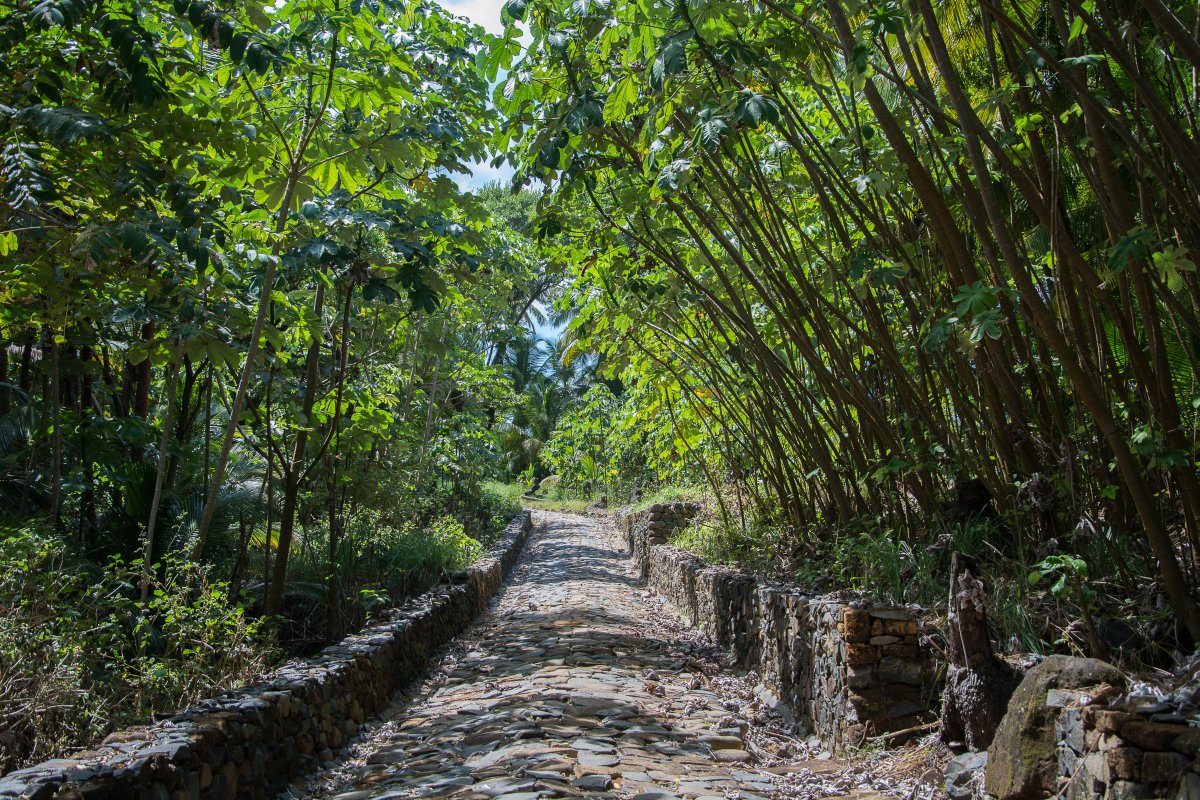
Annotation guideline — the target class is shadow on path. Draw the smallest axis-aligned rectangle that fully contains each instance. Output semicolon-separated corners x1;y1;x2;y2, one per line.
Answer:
306;511;782;800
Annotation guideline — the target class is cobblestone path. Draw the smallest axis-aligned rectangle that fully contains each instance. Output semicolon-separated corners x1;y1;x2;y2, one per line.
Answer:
302;511;799;800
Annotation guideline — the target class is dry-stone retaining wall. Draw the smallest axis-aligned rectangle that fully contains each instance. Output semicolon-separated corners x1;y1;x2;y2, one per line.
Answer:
1056;693;1199;799
0;512;534;800
617;504;935;749
986;654;1199;799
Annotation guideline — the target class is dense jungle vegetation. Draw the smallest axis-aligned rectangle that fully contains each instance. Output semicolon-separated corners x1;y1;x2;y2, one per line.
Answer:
2;0;1200;774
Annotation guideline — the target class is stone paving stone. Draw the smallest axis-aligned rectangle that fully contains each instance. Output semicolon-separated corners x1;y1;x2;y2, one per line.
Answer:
303;512;789;800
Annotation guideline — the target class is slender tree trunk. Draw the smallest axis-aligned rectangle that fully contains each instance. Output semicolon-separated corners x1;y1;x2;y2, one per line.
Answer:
0;344;9;415
134;322;154;419
204;361;213;497
413;321;446;495
142;357;180;601
165;357;199;491
192;170;300;560
48;332;62;531
325;287;353;641
913;0;1200;639
264;372;275;593
266;281;326;616
17;338;32;397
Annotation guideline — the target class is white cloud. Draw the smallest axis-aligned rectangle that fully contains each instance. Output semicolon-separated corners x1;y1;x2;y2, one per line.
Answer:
440;0;507;35
453;157;516;192
436;0;530;193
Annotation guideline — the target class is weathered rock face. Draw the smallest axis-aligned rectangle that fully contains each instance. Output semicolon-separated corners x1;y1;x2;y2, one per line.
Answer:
986;655;1126;800
0;512;533;800
616;505;935;750
622;502;701;578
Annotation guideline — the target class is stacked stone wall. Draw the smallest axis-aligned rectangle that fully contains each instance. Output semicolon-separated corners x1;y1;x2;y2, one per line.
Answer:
617;505;934;749
1057;697;1198;799
0;512;534;800
625;502;699;578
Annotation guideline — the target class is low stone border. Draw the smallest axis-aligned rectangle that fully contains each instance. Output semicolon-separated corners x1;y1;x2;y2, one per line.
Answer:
0;511;534;800
617;504;935;749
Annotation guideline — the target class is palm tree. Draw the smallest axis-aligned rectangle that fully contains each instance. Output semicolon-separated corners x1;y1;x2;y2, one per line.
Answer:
541;335;596;398
496;329;603;482
503;332;551;395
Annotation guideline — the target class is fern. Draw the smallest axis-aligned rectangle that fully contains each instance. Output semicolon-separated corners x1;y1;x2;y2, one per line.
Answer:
1101;310;1130;376
169;484;267;557
10;104;110;145
0;142;56;209
1163;327;1200;415
0;402;37;453
1102;309;1200;425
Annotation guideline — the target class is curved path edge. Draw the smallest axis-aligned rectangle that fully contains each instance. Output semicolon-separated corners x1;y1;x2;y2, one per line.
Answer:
0;511;535;800
297;511;803;800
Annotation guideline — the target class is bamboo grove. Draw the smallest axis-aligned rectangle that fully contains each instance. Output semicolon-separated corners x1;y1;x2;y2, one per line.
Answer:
498;0;1200;638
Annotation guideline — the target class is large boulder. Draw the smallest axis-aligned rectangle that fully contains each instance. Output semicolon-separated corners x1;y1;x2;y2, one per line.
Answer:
985;655;1126;800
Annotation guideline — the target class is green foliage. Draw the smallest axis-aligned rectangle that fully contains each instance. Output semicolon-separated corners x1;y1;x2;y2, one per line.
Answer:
4;0;1200;772
495;0;1200;639
481;480;596;512
1028;552;1107;658
0;521;276;772
1029;554;1091;600
540;384;618;496
0;0;552;760
288;510;484;611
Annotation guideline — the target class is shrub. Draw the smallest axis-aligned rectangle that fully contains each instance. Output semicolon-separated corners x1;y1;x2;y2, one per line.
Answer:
0;521;277;772
469;483;522;543
284;510;487;626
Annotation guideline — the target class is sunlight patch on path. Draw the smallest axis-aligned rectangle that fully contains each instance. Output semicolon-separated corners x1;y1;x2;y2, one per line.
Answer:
295;511;806;800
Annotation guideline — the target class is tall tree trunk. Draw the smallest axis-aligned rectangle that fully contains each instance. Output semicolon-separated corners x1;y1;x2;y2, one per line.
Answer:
912;0;1200;640
48;332;62;531
265;282;326;616
165;357;199;491
192;169;300;560
413;321;446;496
263;373;275;594
325;288;353;641
141;357;180;601
193;29;340;560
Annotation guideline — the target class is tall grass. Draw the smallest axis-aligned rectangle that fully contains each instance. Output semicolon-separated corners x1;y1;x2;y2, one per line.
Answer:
481;480;597;513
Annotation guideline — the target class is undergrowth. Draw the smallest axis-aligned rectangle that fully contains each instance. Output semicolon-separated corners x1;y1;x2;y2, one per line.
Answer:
630;483;709;512
482;480;596;513
665;499;1174;667
0;520;277;773
0;487;521;772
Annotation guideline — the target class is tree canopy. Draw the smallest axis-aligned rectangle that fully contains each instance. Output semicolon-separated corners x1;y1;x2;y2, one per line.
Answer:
3;0;1200;769
495;0;1200;641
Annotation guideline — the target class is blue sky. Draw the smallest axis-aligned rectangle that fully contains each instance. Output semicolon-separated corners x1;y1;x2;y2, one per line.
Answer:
441;0;507;34
439;0;562;337
440;0;521;192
